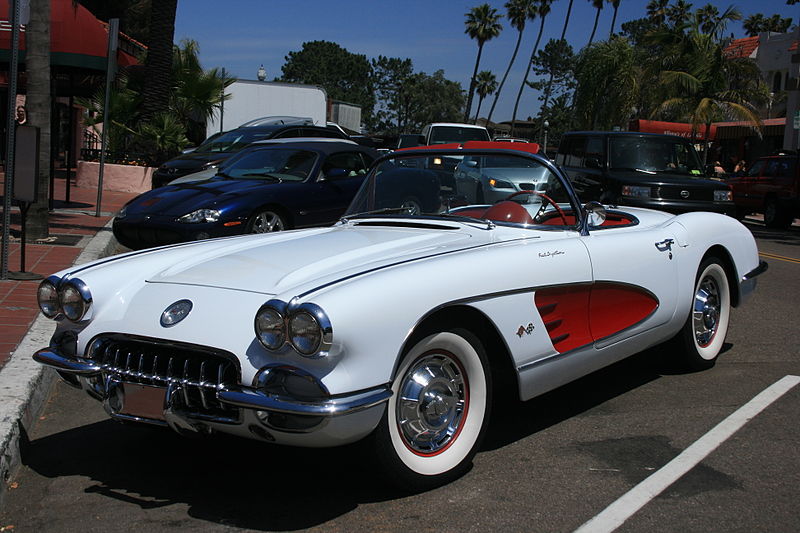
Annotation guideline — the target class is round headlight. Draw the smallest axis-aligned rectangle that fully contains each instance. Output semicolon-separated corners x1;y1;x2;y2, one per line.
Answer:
289;312;322;356
255;306;285;350
37;279;60;318
59;282;89;321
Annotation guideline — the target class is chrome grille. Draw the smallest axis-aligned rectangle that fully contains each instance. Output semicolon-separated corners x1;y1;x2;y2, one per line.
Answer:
91;335;240;418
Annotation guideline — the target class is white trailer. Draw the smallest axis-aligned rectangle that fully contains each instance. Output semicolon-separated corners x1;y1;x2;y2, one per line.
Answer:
207;80;328;137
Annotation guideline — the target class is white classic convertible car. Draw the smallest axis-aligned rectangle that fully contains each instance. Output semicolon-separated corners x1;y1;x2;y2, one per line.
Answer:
34;142;766;490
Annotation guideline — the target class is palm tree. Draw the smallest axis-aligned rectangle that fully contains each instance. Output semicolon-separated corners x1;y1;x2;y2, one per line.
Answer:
463;4;503;122
743;13;765;36
587;0;605;46
649;21;764;164
511;0;554;135
25;0;52;239
539;0;575;127
474;71;498;123
486;0;536;126
141;0;178;122
646;0;670;26
696;4;720;34
608;0;621;37
667;0;694;26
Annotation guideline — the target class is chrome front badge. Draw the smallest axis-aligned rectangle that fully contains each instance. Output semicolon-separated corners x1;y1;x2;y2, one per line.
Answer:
160;300;193;327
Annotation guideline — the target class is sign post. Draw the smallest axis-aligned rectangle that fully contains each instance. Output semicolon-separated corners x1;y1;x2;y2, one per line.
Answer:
1;0;21;280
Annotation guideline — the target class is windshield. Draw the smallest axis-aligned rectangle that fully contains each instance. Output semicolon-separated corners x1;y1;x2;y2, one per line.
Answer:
346;151;578;228
219;148;317;181
608;136;704;176
429;126;491;144
195;128;278;153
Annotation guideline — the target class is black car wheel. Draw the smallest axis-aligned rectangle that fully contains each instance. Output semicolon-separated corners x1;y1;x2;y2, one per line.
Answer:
764;198;792;229
247;209;287;233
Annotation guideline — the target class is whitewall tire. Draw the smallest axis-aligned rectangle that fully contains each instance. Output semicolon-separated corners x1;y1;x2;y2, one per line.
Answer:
372;329;491;490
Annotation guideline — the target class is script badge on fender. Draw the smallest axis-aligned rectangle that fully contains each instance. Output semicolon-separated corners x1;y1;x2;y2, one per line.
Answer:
161;299;193;327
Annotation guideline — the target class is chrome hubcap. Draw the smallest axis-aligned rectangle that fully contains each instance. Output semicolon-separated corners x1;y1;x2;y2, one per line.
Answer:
252;212;284;233
693;274;720;347
397;353;467;454
401;199;421;215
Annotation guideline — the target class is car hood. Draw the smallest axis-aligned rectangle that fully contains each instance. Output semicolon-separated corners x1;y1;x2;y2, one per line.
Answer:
123;178;281;216
609;170;728;188
144;222;478;295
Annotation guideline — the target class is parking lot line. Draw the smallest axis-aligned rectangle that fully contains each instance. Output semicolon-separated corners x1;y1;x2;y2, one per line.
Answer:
759;251;800;265
574;375;800;533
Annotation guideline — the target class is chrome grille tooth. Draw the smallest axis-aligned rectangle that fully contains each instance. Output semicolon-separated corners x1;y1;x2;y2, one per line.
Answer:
137;353;145;379
152;354;159;385
217;363;224;390
198;361;209;409
167;356;174;380
182;358;191;407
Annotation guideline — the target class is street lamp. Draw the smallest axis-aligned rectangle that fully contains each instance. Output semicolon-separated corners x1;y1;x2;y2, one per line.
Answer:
542;120;550;159
257;64;266;81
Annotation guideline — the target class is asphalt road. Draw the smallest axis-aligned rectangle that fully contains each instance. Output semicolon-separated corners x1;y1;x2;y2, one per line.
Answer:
1;220;798;533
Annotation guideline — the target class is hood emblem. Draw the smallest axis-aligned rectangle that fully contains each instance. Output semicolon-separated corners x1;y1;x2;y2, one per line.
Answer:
161;300;193;327
680;190;690;198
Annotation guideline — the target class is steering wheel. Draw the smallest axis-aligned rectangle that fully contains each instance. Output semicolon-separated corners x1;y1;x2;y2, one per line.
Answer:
505;190;569;225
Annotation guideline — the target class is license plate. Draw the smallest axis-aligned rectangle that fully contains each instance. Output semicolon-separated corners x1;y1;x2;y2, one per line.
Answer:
121;384;167;421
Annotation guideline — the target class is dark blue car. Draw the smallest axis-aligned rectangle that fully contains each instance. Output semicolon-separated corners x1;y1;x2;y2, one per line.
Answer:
113;140;377;250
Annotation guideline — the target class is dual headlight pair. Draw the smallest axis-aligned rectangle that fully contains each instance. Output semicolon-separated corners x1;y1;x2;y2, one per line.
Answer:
254;300;332;358
37;276;92;322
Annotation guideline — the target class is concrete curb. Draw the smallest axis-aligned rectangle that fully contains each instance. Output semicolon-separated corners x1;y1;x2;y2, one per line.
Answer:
0;221;118;503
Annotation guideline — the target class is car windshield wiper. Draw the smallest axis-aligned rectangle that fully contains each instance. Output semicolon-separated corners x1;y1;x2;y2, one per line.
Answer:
346;207;417;218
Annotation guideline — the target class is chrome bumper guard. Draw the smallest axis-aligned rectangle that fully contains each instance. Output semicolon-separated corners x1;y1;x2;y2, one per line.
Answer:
739;260;768;304
33;347;392;418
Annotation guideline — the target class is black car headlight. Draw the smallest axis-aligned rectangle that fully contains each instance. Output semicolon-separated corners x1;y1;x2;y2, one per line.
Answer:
254;300;332;358
177;208;221;224
37;276;60;318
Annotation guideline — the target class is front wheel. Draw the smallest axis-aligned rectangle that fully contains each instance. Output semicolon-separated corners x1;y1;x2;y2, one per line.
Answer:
764;198;792;229
371;329;491;491
247;209;286;233
673;256;731;370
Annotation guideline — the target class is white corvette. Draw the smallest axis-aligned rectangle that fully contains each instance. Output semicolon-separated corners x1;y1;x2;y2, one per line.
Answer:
34;142;766;490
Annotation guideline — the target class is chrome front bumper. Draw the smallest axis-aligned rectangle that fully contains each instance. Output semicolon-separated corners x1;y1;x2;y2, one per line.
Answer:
739;260;768;305
33;346;391;445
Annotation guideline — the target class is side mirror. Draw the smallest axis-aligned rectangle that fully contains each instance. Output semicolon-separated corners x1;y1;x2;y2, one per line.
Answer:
584;156;601;169
325;168;349;179
464;160;478;168
583;201;607;229
181;146;197;154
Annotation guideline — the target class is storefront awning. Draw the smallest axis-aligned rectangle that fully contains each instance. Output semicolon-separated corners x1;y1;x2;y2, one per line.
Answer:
629;119;717;141
0;0;140;71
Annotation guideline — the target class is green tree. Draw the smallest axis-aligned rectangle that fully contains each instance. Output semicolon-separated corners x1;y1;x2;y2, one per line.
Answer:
573;37;639;130
281;40;375;127
743;13;793;36
371;56;415;134
667;0;694;26
463;4;503;122
646;0;670;25
140;0;177;123
25;0;52;239
511;0;554;135
404;70;465;130
474;70;498;122
534;38;576;130
649;20;765;163
486;0;536;125
171;39;236;145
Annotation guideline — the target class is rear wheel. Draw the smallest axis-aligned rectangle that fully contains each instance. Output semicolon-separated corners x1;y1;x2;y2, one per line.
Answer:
371;329;491;491
764;198;792;229
673;256;731;370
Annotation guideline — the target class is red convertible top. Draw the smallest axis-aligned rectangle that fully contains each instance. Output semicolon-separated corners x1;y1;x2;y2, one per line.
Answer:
397;141;540;155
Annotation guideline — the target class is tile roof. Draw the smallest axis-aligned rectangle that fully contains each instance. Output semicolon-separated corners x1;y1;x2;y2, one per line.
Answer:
724;36;759;58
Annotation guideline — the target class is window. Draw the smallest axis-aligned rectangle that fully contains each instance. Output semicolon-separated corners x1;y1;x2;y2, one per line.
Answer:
746;160;767;177
558;136;586;167
323;151;370;176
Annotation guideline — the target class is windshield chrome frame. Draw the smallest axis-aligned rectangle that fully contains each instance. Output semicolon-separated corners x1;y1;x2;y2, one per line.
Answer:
357;148;586;229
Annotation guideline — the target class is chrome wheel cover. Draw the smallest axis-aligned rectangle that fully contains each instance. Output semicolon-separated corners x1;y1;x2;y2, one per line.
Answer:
693;274;721;347
251;211;284;233
396;352;467;454
401;198;421;215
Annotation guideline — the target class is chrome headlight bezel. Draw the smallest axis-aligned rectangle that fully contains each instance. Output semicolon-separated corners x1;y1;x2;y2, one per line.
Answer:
58;278;92;322
254;300;332;358
37;276;61;318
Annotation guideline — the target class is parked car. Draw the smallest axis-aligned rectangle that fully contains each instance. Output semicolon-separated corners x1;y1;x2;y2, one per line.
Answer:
420;122;491;145
113;140;377;249
453;145;548;204
726;152;799;228
556;131;735;216
151;123;350;188
34;142;765;490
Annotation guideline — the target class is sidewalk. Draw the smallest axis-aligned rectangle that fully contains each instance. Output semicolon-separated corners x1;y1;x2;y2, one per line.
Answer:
0;173;136;368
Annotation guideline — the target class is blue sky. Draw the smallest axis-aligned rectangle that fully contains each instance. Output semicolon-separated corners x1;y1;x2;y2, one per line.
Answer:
174;1;799;124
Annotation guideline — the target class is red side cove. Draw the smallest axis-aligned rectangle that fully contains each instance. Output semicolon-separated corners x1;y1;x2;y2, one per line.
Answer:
535;283;658;353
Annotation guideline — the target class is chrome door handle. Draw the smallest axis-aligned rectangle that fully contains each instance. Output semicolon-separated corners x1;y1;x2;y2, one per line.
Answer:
654;238;674;251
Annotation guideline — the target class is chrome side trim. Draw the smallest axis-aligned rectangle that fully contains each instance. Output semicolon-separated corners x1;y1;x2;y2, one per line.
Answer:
742;260;768;280
218;384;392;416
